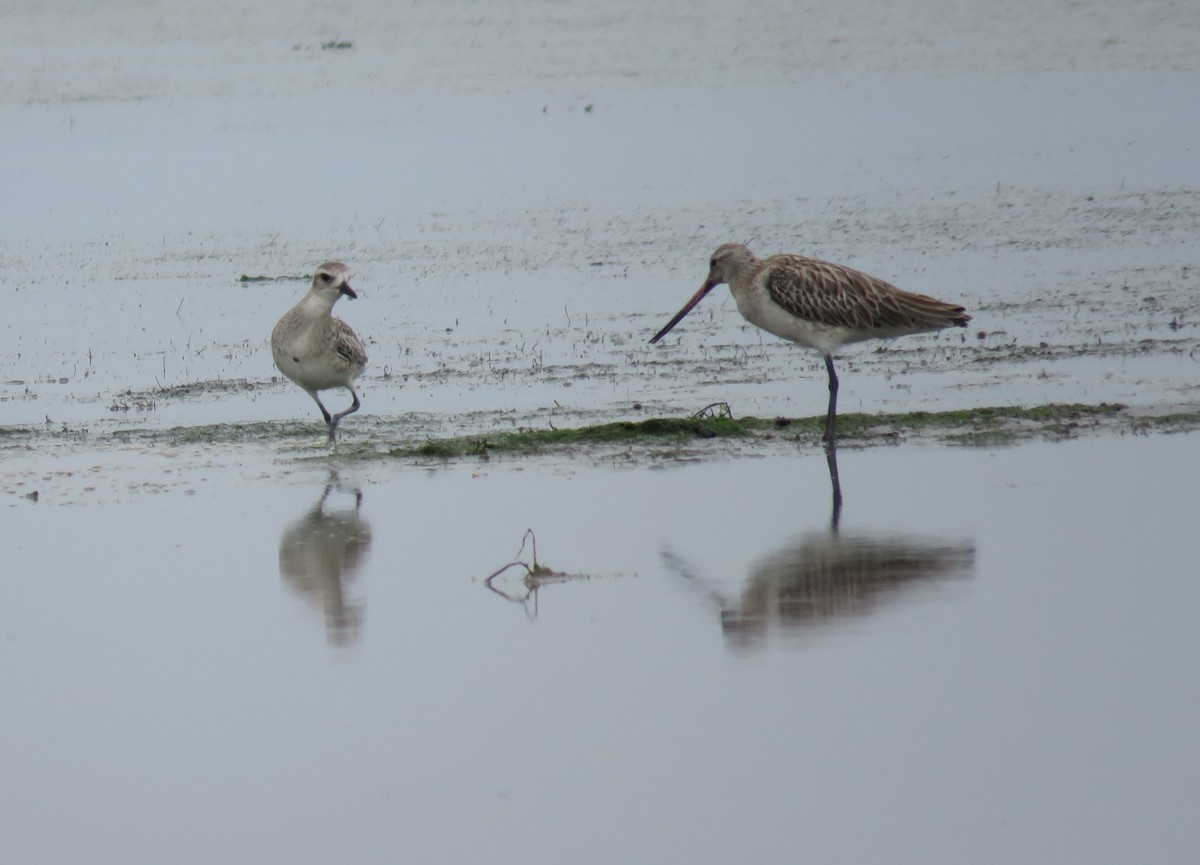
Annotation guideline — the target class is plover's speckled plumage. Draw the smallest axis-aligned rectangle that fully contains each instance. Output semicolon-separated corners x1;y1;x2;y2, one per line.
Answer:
272;261;368;446
651;243;970;444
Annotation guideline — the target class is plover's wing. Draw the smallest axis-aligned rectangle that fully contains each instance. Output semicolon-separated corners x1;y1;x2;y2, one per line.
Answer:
332;318;368;370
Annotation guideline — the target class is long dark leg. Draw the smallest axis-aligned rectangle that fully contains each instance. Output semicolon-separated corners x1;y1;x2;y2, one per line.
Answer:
307;390;333;434
326;385;362;445
823;354;839;444
824;438;843;530
823;355;844;520
307;391;332;424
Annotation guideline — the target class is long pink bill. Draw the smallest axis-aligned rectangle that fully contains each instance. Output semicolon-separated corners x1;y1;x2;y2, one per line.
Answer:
649;280;717;344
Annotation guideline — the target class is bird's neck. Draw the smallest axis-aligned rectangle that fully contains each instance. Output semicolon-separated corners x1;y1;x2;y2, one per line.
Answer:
724;264;758;296
299;290;337;316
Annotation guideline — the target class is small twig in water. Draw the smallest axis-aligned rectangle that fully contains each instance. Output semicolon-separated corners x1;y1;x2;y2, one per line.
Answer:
483;529;580;612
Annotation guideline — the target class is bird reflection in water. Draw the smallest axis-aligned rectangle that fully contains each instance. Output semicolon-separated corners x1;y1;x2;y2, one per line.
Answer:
278;478;373;647
666;449;975;650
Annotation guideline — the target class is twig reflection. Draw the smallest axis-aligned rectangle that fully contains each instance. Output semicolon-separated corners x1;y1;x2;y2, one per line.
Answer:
278;477;373;647
483;529;590;620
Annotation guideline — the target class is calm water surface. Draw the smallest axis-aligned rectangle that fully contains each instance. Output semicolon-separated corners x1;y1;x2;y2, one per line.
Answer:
3;433;1197;863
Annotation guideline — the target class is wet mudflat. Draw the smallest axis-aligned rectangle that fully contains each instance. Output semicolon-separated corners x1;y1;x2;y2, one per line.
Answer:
2;2;1197;436
2;0;1199;862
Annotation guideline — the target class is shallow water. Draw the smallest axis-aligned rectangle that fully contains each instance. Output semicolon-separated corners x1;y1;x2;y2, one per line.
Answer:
4;434;1199;863
2;1;1199;862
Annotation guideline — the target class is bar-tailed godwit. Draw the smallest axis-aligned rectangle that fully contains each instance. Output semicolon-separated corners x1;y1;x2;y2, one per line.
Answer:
272;261;368;446
650;243;971;444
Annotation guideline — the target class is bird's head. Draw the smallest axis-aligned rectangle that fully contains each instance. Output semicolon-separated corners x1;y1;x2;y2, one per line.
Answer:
704;243;757;289
649;243;757;344
312;261;357;301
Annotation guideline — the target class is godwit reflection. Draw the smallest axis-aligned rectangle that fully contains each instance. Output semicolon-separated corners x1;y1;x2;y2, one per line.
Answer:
666;527;974;651
278;480;373;647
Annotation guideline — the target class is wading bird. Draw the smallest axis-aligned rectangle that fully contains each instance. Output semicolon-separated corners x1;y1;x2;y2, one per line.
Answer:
650;243;971;446
272;261;368;446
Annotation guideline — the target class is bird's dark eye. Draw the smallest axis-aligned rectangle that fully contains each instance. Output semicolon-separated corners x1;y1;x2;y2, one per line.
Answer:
319;273;332;283
710;258;717;269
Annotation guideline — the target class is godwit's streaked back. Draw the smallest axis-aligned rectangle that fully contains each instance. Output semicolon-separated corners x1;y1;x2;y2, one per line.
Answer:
271;261;369;446
650;243;971;444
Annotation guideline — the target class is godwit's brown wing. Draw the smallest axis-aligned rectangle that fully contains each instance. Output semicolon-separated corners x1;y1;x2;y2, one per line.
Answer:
762;255;971;334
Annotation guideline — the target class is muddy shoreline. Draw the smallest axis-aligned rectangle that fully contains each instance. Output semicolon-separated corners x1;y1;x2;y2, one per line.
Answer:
3;402;1195;479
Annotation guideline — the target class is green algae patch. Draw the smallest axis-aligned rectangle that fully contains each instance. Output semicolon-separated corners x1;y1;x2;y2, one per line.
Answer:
1132;411;1200;435
238;273;306;283
382;402;1179;462
389;415;753;460
831;402;1129;441
2;402;1196;464
377;402;1168;462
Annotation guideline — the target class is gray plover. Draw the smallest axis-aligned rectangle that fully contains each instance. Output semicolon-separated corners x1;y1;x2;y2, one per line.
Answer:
272;261;368;446
650;243;970;445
